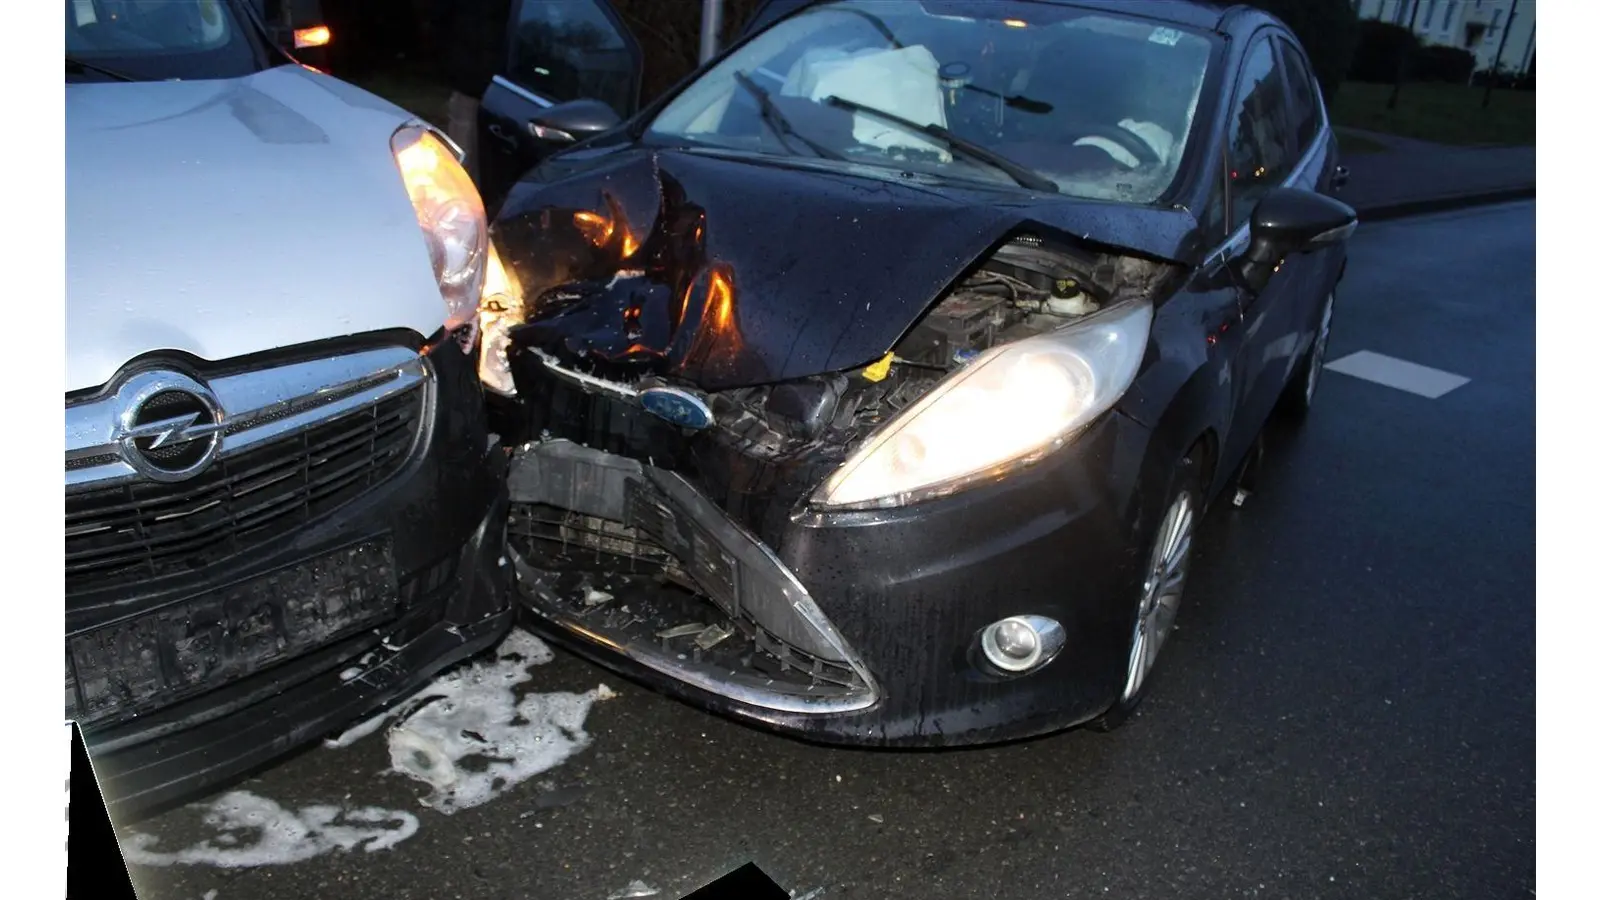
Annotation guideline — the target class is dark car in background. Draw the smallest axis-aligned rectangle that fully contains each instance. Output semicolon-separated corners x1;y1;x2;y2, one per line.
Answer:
246;0;333;68
478;0;1354;746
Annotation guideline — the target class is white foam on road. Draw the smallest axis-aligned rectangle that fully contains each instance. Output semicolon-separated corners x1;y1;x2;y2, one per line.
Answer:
121;791;419;868
125;628;619;867
1325;350;1471;399
381;629;618;813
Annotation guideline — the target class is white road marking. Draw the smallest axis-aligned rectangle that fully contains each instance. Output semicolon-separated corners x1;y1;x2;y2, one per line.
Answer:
1324;350;1470;399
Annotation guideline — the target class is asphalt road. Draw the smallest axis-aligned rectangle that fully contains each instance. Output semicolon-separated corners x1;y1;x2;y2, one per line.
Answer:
124;201;1536;900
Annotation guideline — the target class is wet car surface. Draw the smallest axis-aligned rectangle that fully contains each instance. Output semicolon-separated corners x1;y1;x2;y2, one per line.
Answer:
123;200;1536;900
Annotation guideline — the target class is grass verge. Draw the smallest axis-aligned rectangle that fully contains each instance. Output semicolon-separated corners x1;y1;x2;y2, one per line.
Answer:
1330;81;1534;147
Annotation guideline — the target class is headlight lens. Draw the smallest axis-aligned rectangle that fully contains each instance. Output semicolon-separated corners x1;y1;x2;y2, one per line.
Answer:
813;298;1153;510
478;241;522;395
391;124;488;332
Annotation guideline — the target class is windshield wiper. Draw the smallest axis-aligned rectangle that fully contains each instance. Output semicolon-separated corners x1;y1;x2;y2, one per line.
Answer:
66;56;136;82
822;94;1058;193
732;71;846;162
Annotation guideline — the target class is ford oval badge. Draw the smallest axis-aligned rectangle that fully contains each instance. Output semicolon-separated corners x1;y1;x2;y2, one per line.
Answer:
639;387;715;430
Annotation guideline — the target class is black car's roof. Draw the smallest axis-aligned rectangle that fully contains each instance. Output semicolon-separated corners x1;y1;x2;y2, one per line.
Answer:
1021;0;1235;32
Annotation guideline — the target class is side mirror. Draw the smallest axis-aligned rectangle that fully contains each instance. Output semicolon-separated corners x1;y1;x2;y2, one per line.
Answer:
1239;187;1357;293
527;99;623;145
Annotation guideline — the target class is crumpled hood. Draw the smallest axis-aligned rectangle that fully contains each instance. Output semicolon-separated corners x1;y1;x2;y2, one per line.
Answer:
493;144;1201;391
67;66;444;393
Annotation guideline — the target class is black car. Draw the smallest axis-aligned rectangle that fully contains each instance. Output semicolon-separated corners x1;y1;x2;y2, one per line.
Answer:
474;0;1355;745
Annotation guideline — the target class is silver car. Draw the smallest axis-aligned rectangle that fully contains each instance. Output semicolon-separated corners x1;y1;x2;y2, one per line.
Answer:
66;0;511;818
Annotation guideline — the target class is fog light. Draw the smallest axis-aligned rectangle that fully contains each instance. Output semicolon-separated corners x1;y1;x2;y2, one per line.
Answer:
980;615;1065;673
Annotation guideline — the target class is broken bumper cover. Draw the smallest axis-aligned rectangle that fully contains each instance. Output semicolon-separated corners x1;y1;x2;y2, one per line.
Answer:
507;409;1154;746
509;440;881;716
71;345;514;818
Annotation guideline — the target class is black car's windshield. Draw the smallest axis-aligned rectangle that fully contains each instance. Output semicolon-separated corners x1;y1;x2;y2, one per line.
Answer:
65;0;269;82
646;0;1218;202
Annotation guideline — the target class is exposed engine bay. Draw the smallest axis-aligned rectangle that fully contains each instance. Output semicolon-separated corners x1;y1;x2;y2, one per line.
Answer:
696;233;1178;469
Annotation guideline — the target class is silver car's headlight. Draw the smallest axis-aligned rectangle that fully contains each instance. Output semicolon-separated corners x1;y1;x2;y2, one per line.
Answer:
391;123;488;332
813;298;1154;511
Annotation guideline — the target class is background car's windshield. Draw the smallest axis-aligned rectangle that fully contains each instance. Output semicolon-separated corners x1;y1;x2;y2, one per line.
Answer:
647;0;1216;202
65;0;267;81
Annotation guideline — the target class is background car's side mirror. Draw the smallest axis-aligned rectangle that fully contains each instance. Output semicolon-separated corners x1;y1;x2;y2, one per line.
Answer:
527;99;623;145
1239;188;1358;293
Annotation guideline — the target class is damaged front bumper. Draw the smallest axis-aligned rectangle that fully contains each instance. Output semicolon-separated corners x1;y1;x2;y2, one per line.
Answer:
508;440;880;716
506;399;1157;746
68;341;513;818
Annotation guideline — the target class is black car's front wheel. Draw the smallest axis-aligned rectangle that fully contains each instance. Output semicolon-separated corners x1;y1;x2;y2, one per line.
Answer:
1279;288;1336;421
1092;452;1204;732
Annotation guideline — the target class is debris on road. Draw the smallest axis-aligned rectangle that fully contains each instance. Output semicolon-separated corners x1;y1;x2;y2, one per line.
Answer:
608;880;660;899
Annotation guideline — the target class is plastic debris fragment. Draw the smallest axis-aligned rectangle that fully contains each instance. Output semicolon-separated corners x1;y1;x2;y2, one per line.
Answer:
693;624;733;650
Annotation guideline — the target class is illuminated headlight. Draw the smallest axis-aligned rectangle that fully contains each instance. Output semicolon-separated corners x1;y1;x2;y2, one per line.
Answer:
391;123;488;333
478;242;522;396
813;298;1153;510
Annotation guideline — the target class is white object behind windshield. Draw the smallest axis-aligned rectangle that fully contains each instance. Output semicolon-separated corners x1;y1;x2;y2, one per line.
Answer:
791;46;952;160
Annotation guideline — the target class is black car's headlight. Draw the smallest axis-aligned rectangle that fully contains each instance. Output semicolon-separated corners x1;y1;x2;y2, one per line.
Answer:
812;298;1154;511
391;123;488;333
477;242;521;396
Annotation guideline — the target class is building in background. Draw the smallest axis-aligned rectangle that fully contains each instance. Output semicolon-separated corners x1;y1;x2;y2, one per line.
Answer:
1352;0;1535;75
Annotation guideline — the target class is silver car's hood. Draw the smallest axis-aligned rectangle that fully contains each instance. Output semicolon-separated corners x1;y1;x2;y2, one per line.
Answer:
66;65;447;393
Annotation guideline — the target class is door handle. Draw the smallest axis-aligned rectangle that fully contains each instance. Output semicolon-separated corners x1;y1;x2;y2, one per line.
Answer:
487;123;518;149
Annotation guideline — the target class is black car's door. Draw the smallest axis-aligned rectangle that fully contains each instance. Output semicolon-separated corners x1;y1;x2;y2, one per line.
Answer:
1273;35;1346;360
1216;29;1312;474
476;0;642;211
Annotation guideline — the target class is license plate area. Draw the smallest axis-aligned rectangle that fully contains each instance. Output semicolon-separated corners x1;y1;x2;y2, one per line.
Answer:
66;538;399;726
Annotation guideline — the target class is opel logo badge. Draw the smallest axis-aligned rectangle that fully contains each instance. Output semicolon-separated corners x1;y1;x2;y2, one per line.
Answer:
112;370;225;482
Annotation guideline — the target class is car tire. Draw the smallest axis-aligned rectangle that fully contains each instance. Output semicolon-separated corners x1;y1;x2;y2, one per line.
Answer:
1090;450;1207;732
1278;288;1336;423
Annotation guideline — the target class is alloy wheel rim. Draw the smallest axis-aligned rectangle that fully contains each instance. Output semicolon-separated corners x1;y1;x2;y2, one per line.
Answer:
1122;490;1195;703
1305;292;1335;404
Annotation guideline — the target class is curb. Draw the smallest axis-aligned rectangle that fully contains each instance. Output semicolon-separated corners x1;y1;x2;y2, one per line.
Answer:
1349;185;1536;222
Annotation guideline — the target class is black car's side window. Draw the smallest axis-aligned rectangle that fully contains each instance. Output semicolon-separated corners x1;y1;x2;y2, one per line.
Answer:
1276;39;1324;155
1225;38;1294;234
506;0;635;115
